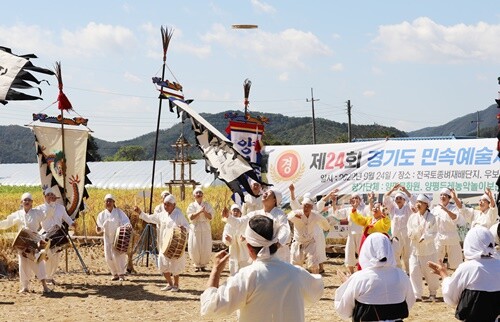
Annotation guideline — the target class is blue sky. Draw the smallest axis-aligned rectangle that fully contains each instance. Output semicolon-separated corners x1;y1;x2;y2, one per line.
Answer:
1;1;500;142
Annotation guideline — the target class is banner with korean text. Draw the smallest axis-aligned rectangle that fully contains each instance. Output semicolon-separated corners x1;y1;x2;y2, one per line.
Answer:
265;138;499;201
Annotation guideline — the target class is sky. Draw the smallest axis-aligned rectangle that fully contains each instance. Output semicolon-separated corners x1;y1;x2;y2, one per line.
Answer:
1;1;500;142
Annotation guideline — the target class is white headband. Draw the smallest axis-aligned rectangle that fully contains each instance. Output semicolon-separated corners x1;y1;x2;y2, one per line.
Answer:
244;220;278;260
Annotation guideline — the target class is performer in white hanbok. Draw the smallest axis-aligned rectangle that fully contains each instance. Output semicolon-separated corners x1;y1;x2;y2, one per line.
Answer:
407;194;439;302
490;222;500;260
96;194;130;281
223;189;291;262
200;215;324;322
428;226;500;321
222;204;250;276
0;193;51;293
383;184;416;274
335;233;415;321
432;188;463;269
456;188;497;229
241;179;263;216
186;187;214;272
36;187;75;285
288;197;330;274
134;195;189;291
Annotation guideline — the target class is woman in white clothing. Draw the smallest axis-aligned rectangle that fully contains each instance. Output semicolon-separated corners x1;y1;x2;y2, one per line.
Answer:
334;232;415;321
222;204;250;276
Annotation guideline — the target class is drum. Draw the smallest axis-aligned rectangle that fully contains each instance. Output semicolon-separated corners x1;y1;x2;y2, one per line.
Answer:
45;225;70;252
12;228;49;262
161;227;188;259
114;224;132;253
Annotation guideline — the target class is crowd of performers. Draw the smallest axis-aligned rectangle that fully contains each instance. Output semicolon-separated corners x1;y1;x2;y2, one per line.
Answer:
1;181;500;321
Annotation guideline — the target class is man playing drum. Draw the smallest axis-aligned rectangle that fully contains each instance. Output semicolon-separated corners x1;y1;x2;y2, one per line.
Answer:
134;194;189;292
96;194;130;281
0;192;51;293
36;187;75;285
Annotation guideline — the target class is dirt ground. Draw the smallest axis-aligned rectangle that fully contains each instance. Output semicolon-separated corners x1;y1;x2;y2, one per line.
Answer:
0;242;456;322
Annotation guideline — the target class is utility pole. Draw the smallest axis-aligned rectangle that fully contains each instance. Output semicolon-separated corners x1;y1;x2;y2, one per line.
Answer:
470;111;482;138
347;100;352;142
306;88;319;144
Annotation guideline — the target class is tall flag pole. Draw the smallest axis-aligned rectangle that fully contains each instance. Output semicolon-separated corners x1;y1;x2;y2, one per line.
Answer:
495;77;500;215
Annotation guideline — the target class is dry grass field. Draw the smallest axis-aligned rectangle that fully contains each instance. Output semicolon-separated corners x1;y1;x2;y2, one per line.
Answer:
0;186;457;321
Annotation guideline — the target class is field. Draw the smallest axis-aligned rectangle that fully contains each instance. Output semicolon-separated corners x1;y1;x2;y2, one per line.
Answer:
0;186;457;321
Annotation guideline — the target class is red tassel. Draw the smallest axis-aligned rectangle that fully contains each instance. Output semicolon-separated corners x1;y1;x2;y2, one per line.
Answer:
57;91;72;111
254;139;262;153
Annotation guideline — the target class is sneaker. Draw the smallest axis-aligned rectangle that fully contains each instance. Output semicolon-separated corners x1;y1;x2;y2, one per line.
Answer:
415;297;422;302
111;276;119;281
18;288;30;294
49;279;57;286
118;276;126;281
428;295;436;302
171;286;179;292
161;285;173;291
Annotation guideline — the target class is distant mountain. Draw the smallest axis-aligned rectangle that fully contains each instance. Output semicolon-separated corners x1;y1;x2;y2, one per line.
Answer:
408;104;498;137
1;105;497;164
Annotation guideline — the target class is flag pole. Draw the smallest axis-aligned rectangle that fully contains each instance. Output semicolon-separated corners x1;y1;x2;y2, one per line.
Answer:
146;26;174;267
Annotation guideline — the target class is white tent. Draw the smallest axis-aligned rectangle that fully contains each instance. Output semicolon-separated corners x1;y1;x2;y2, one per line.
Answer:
0;160;217;189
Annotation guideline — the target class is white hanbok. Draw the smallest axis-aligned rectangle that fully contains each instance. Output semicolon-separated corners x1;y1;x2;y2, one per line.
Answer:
241;194;262;216
222;218;250;276
459;206;497;229
431;203;463;269
36;202;74;280
0;208;47;290
186;200;214;268
200;255;323;322
140;208;189;275
96;207;130;276
335;233;415;321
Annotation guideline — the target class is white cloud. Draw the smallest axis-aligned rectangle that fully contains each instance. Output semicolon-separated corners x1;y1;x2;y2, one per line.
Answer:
251;0;276;14
61;22;137;57
372;17;500;63
124;72;142;83
363;90;376;97
278;72;289;81
202;23;332;70
330;63;343;72
176;43;211;59
0;24;57;57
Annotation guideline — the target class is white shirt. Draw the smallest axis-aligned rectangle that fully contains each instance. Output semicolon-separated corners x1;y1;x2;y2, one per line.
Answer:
407;210;437;256
288;210;329;244
186;200;214;230
96;207;130;240
139;208;189;248
383;194;416;237
459;206;497;229
0;208;44;232
431;203;462;245
200;255;323;322
331;204;367;235
222;217;249;262
242;194;262;216
441;257;500;307
36;202;74;232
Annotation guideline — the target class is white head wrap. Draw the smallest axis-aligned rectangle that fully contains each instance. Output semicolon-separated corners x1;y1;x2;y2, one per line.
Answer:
44;187;55;196
164;194;176;204
479;193;492;204
230;204;241;212
394;192;407;201
358;233;397;269
303;192;311;200
161;190;170;198
244;217;278;260
21;192;33;201
271;189;282;207
104;194;115;201
301;197;314;206
463;226;494;260
193;187;203;196
416;193;432;205
440;188;451;197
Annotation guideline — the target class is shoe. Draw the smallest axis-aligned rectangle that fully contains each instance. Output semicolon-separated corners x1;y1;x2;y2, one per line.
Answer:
415;297;422;302
171;286;179;292
111;276;119;281
200;267;207;272
161;285;173;291
18;288;29;294
49;279;57;286
428;295;436;302
42;288;53;294
118;276;126;281
195;267;200;272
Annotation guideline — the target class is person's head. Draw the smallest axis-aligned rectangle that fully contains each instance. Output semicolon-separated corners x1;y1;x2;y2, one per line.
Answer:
230;204;242;218
478;193;492;212
249;179;262;195
262;189;281;209
416;194;431;213
104;194;115;210
439;188;452;206
44;187;57;204
301;197;314;215
163;195;176;213
350;193;362;208
245;215;278;259
193;187;203;201
463;226;495;260
20;192;33;210
359;233;396;269
394;191;407;208
372;202;388;219
160;190;170;199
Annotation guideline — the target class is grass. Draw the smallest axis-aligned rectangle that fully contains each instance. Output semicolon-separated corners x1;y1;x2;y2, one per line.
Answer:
0;185;234;241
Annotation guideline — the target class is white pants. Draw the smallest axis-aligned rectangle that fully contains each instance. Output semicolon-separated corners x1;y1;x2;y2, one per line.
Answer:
437;243;463;269
104;240;127;276
291;240;321;269
18;254;47;290
45;251;62;280
345;233;361;267
392;234;410;273
409;253;440;298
